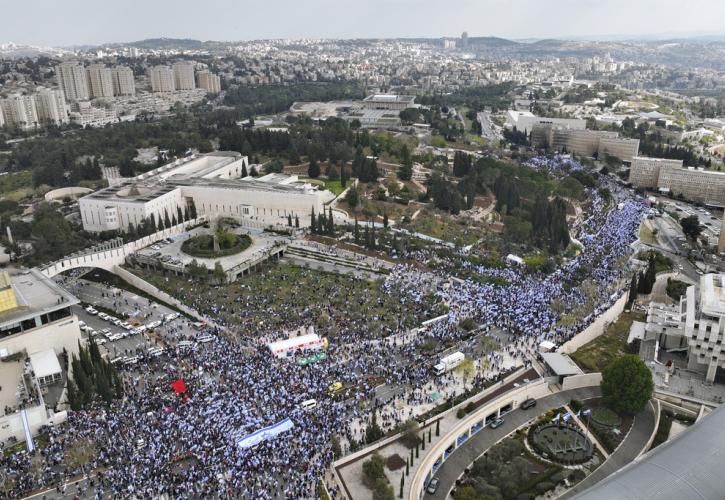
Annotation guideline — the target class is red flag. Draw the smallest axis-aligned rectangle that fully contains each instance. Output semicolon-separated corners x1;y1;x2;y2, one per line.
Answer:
171;379;187;394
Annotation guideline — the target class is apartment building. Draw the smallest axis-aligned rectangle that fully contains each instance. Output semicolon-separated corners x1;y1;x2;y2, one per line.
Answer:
628;157;683;188
629;156;725;206
69;101;118;127
150;66;176;92
531;125;640;162
598;136;641;163
56;62;90;101
34;87;69;125
0;94;38;129
111;66;135;96
196;70;221;93
86;64;114;98
172;61;196;91
0;105;4;127
684;274;725;382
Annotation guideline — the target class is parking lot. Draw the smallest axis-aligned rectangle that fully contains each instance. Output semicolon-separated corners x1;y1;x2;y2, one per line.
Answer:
58;275;209;365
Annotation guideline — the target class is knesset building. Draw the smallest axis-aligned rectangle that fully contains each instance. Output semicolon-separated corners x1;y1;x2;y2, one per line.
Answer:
79;152;334;233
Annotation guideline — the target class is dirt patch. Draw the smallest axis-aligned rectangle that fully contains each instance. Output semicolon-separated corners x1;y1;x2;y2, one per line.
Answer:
386;454;405;471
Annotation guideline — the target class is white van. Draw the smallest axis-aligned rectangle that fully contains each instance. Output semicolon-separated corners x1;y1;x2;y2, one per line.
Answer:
299;399;317;410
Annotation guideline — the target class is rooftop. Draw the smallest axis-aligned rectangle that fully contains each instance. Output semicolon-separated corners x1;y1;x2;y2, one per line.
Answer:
574;404;725;499
0;269;79;330
541;352;584;376
700;273;725;317
363;94;415;103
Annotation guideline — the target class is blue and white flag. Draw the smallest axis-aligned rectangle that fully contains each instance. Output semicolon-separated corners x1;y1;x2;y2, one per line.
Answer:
237;418;295;449
583;408;591;416
576;410;581;418
563;412;571;422
551;413;560;423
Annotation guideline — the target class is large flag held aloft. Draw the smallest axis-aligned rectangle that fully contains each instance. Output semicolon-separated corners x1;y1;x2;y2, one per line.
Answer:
237;418;295;449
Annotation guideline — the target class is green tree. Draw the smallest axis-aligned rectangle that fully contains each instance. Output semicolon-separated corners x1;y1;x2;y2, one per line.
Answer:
601;355;653;414
345;186;360;208
362;452;386;488
340;165;349;188
383;213;389;228
308;156;321;178
680;215;702;240
397;145;413;181
365;410;384;444
213;261;226;283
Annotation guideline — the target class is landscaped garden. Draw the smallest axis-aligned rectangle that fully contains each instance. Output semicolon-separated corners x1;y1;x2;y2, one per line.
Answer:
452;434;585;500
181;229;252;258
569;311;645;373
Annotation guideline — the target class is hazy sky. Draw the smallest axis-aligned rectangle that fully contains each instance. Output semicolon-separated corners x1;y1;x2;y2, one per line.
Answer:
4;0;725;46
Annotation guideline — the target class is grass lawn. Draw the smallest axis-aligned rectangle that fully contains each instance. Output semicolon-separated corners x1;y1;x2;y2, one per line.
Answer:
322;179;345;196
0;170;36;201
401;209;488;246
638;223;658;245
570;311;646;373
133;263;444;339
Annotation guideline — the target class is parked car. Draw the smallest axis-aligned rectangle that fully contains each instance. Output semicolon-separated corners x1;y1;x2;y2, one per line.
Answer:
489;418;505;429
426;478;440;494
521;398;537;410
85;306;98;315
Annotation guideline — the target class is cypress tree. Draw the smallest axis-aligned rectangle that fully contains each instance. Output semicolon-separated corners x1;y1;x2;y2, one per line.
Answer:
311;208;316;233
295;215;299;228
354;219;360;244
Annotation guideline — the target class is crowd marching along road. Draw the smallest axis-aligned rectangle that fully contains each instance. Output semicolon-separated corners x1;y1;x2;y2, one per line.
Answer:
0;156;648;499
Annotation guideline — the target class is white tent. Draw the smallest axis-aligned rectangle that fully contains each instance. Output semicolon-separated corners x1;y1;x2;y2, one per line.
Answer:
29;349;62;386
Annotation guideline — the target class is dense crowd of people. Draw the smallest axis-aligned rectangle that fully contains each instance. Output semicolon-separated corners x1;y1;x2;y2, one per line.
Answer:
0;156;647;498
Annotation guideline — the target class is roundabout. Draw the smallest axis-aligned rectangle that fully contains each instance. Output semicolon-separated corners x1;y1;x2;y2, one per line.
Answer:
529;423;594;464
181;231;252;258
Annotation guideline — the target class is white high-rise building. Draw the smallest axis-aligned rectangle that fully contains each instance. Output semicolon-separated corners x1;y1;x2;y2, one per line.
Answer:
56;62;90;101
34;88;69;125
150;66;175;92
0;94;39;129
0;106;4;127
196;70;221;94
684;274;725;382
111;66;135;96
172;61;196;90
86;64;114;98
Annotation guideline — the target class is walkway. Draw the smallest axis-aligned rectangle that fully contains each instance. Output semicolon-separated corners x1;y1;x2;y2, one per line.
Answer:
561;399;657;498
425;386;602;499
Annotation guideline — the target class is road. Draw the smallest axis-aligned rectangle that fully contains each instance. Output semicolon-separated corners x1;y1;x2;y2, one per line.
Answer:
476;111;500;141
561;399;657;498
424;386;602;500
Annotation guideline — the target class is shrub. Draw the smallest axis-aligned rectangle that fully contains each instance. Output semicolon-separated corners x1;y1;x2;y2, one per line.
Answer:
457;407;467;419
536;481;555;494
362;452;386;489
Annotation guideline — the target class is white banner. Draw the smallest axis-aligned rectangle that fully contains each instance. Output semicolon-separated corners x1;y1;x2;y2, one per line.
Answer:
236;418;294;449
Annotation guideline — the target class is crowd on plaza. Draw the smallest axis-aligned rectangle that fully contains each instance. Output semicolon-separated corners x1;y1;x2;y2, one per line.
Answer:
0;156;647;498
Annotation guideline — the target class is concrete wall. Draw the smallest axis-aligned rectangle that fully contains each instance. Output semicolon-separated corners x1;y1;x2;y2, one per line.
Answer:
112;266;207;324
562;372;602;391
560;292;628;354
0;316;82;358
409;379;552;500
0;404;47;443
41;219;205;278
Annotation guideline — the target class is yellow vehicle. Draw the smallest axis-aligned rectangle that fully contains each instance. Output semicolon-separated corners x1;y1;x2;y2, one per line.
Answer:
328;381;343;394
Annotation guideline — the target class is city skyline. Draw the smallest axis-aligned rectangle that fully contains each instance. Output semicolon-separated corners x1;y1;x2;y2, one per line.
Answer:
3;0;725;47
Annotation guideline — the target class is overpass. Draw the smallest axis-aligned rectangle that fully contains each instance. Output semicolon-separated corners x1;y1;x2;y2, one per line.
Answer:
39;218;206;278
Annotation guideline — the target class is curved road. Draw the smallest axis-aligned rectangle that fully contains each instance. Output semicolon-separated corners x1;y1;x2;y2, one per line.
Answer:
424;386;602;499
424;386;657;500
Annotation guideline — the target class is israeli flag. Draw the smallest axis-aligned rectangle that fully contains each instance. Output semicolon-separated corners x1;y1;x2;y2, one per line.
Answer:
563;412;571;422
551;413;560;423
237;418;295;449
583;408;591;416
576;410;581;418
